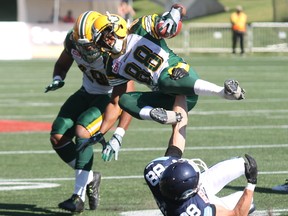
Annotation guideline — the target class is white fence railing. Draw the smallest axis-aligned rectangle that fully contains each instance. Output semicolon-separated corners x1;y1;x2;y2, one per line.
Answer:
167;22;288;53
1;22;288;60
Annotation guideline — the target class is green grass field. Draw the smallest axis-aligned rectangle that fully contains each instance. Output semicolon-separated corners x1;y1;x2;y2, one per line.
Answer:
0;53;288;215
133;0;274;23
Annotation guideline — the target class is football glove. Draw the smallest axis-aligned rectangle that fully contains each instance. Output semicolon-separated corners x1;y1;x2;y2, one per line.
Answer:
223;79;245;100
45;78;65;93
75;131;105;152
170;68;189;80
102;134;122;162
158;5;183;37
244;154;258;184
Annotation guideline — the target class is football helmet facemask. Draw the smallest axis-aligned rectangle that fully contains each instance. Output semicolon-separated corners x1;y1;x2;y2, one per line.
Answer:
159;160;200;201
73;11;102;63
92;13;127;55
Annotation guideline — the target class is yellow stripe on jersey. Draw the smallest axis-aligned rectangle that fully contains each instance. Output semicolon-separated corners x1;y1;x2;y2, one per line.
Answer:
150;14;161;39
168;62;190;75
141;14;161;39
86;115;103;135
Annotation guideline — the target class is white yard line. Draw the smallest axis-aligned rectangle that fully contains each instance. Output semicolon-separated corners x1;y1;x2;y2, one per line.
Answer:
120;209;288;216
1;143;288;155
0;124;288;134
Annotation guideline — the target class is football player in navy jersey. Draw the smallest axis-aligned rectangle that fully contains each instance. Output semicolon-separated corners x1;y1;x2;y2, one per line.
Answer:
144;95;258;216
45;11;134;213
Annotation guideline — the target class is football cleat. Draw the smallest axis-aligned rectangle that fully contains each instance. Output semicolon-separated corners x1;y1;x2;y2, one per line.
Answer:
223;79;245;100
272;179;288;193
58;194;84;213
86;171;101;210
248;202;256;215
150;108;182;124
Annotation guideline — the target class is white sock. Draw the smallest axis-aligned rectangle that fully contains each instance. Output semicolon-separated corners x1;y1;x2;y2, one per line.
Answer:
194;79;225;98
74;170;94;201
139;106;153;120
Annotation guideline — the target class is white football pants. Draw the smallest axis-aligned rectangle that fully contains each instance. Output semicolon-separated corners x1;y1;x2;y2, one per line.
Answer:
200;157;249;209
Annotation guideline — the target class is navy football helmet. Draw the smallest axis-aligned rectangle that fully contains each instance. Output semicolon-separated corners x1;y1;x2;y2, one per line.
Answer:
159;160;200;201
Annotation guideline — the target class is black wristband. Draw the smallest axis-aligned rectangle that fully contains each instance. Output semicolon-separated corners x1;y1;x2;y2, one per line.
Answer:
164;146;183;158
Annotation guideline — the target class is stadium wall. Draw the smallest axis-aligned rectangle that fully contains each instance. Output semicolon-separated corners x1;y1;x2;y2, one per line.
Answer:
0;22;287;60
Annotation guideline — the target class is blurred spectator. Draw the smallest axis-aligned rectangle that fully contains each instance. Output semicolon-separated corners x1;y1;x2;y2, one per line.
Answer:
62;10;75;23
230;5;247;54
118;0;136;25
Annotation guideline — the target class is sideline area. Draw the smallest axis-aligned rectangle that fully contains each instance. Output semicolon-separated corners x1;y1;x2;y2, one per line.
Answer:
0;120;51;132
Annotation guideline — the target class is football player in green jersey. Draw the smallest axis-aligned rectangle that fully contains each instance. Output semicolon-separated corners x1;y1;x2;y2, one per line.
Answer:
45;11;134;213
81;5;245;159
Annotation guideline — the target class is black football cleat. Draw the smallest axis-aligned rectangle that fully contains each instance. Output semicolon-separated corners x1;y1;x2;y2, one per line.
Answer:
58;194;84;213
86;171;101;210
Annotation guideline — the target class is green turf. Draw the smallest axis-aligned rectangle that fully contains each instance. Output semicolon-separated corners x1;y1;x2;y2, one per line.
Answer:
0;54;288;215
133;0;275;23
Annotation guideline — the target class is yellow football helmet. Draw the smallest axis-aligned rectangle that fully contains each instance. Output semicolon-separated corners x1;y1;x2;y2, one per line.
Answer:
92;13;127;55
73;11;102;62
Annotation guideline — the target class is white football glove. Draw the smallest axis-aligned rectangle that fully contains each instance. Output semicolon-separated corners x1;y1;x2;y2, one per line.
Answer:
223;79;245;100
102;134;122;161
159;7;182;36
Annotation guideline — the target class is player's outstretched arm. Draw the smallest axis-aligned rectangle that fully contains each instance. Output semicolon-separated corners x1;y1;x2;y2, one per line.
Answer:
101;80;134;161
45;50;73;93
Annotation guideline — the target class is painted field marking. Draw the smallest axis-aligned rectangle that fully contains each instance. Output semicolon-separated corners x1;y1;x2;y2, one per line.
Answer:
1;169;287;184
0;123;287;135
0;181;59;191
120;209;288;216
1;143;288;155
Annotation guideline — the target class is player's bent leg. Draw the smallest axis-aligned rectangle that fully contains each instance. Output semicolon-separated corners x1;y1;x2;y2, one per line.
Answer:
76;107;103;137
201;157;245;196
158;66;199;96
75;127;102;211
119;92;147;119
50;134;76;169
119;91;180;120
50;115;76;167
74;112;103;210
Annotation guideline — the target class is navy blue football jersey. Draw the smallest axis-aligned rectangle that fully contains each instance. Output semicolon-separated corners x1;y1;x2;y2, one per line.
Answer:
144;156;216;216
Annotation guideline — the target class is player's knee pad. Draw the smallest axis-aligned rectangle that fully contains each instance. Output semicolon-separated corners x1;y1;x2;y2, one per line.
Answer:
51;116;74;135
